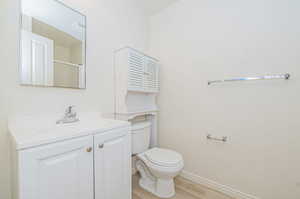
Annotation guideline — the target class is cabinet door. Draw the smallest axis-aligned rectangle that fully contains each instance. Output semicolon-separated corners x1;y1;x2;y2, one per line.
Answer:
128;50;144;92
21;30;54;86
18;136;94;199
144;57;159;93
94;129;131;199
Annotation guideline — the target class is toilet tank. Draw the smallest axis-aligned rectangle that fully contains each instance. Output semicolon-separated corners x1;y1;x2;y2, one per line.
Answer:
131;121;151;155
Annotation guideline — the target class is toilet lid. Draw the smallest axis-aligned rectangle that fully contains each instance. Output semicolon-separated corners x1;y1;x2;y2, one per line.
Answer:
145;148;183;167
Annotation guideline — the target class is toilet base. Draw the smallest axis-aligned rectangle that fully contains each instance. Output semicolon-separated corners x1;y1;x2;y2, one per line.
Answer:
139;177;175;198
136;159;176;198
135;148;184;199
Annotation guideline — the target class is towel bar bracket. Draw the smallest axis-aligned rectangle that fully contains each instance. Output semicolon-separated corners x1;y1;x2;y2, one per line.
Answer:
207;134;227;142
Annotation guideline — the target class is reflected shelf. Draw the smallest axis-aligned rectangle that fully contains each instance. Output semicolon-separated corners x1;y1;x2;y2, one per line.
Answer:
54;60;83;68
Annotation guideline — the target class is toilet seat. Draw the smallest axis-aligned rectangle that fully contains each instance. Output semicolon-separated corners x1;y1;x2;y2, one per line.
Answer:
145;148;183;167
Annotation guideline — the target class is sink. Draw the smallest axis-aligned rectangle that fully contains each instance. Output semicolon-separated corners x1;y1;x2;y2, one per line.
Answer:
8;113;130;150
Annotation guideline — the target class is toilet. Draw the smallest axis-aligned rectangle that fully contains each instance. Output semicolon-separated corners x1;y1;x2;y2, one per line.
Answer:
132;121;184;198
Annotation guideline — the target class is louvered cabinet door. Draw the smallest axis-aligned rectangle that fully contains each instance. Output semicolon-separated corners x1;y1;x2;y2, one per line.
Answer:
144;57;159;93
127;50;144;92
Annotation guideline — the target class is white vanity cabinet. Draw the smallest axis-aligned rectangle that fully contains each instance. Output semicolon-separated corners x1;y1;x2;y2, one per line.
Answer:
10;117;131;199
17;136;94;199
94;129;131;199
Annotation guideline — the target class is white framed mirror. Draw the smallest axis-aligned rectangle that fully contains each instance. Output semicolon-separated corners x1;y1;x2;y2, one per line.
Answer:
20;0;86;89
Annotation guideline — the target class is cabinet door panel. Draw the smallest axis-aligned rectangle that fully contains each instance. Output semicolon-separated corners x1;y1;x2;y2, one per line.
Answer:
128;50;144;92
21;30;54;86
94;129;131;199
19;136;94;199
144;57;159;93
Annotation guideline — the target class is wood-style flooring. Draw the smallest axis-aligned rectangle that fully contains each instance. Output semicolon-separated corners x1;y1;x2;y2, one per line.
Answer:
132;174;235;199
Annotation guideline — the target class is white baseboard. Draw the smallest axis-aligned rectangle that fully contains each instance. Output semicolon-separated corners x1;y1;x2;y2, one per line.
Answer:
180;170;260;199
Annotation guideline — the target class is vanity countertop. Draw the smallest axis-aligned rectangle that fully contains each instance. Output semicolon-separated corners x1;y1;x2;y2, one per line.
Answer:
8;113;130;150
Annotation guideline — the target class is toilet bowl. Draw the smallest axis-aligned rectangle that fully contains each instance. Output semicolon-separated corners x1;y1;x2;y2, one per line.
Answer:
136;148;184;198
131;121;184;198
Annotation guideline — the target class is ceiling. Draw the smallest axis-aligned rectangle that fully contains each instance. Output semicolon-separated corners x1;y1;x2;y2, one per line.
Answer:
139;0;178;15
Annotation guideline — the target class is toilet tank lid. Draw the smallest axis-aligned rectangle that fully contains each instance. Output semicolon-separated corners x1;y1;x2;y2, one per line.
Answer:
131;121;151;131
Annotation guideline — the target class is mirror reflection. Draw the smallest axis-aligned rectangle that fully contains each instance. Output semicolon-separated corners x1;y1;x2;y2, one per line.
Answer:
20;0;86;89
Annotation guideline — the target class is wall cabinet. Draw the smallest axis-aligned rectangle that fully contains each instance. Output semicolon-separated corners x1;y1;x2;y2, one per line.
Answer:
114;47;159;114
12;127;131;199
115;47;159;93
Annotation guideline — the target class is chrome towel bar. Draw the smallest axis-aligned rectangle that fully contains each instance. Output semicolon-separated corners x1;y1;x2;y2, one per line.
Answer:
208;73;290;85
207;134;227;142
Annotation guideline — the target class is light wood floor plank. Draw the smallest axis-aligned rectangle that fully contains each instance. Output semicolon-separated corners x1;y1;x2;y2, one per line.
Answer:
132;174;234;199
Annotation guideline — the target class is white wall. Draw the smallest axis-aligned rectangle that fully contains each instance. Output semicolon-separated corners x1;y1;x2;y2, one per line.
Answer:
138;0;178;15
149;0;300;198
0;0;149;198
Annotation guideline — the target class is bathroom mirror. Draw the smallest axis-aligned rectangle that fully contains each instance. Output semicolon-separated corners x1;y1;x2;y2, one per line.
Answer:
20;0;86;89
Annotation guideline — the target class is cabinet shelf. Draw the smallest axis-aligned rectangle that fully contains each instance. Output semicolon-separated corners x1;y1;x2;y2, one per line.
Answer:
54;60;83;68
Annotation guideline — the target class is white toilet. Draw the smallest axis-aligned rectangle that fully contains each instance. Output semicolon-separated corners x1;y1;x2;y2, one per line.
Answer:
132;121;184;198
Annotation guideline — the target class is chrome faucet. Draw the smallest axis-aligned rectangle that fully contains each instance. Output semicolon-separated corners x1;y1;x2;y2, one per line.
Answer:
56;106;79;124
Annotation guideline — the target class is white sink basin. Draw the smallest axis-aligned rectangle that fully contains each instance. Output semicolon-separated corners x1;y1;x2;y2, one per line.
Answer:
8;113;130;150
